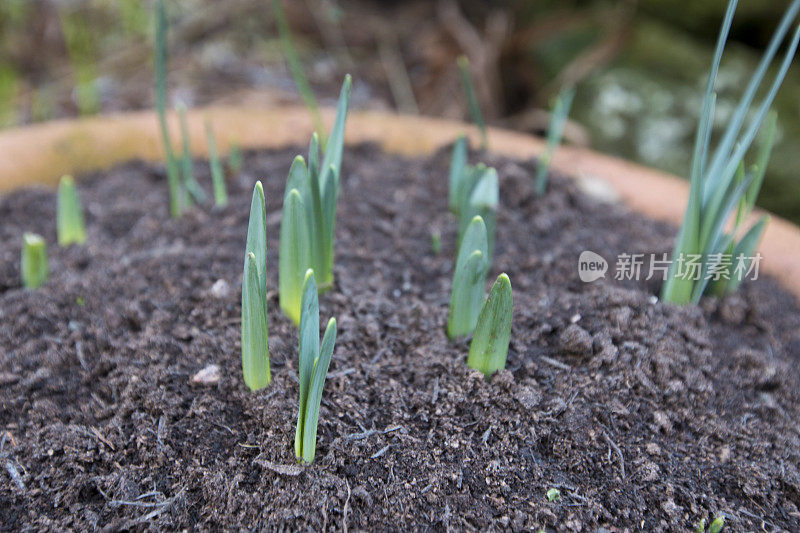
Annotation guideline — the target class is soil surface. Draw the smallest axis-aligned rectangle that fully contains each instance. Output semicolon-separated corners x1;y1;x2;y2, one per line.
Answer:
1;144;800;531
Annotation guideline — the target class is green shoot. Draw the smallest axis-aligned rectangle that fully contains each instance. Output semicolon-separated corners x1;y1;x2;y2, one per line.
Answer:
278;75;351;309
56;175;86;246
661;0;800;304
279;159;312;324
241;182;271;391
709;516;725;533
177;103;207;204
535;86;575;196
458;166;498;263
271;0;326;144
295;269;337;464
448;135;468;214
448;215;489;339
545;488;561;502
457;55;487;151
205;119;228;207
468;273;512;376
228;141;243;175
155;0;184;218
21;233;48;290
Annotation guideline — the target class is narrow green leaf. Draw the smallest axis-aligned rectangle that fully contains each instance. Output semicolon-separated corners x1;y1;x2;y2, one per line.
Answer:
271;0;326;143
319;75;351;200
242;252;271;391
302;316;337;464
57;175;87;246
21;233;48;290
177;103;206;204
449;135;467;214
535;86;575;195
205;120;227;207
456;163;485;223
448;216;489;339
308;132;320;186
319;166;338;291
154;0;183;218
279;189;311;325
295;269;319;459
245;181;268;308
468;274;513;376
457;55;487;151
725;215;769;294
709;516;725;533
745;111;777;212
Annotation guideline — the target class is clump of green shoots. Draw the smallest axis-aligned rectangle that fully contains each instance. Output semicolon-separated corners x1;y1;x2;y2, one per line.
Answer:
447;215;489;339
241;182;271;391
448;136;499;260
535;86;575;196
295;269;337;464
57;175;86;246
205;119;228;207
457;55;487;151
21;233;48;290
279;75;351;323
661;0;800;304
467;273;513;376
271;0;326;144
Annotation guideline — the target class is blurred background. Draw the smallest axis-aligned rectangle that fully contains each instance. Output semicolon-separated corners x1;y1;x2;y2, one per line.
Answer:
1;0;798;222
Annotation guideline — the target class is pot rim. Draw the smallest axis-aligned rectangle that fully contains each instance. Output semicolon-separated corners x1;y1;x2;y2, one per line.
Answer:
0;104;798;300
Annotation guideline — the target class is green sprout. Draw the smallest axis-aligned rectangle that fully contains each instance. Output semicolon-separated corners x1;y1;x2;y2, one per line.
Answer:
241;182;271;391
295;269;337;464
271;0;326;144
21;233;48;290
447;215;489;339
56;175;86;246
661;0;800;305
457;55;487;151
458;165;498;263
228;141;243;175
177;103;207;204
467;273;513;376
447;136;499;261
545;488;561;502
205;119;228;207
535;86;575;196
279;159;312;324
278;75;351;316
155;0;185;218
709;516;725;533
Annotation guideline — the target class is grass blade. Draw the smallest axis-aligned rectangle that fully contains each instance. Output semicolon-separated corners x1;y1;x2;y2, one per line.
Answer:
271;0;326;144
245;182;268;308
468;273;513;376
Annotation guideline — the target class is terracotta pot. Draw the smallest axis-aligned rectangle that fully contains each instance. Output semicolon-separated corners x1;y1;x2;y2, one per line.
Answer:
1;105;798;299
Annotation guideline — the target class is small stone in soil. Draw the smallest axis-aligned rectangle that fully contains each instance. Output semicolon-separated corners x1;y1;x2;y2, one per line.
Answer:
191;364;221;385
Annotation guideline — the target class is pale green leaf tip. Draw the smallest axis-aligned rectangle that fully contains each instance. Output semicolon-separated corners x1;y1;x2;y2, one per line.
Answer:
23;232;45;247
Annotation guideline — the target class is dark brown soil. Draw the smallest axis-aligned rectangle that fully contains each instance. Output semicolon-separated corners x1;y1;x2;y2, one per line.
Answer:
1;144;800;531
